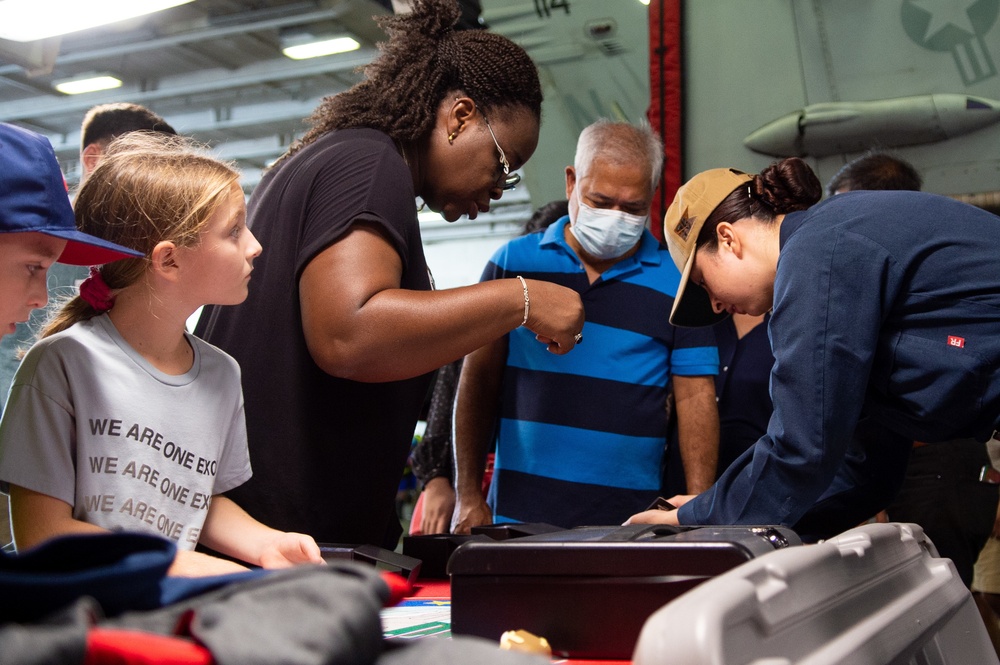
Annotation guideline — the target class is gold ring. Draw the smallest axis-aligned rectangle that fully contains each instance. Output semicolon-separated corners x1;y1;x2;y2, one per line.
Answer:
574;333;583;343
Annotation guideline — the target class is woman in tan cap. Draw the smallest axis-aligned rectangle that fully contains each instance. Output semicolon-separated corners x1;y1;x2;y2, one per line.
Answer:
629;157;1000;541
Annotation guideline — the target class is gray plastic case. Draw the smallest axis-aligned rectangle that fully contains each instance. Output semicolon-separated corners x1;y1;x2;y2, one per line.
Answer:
633;522;998;665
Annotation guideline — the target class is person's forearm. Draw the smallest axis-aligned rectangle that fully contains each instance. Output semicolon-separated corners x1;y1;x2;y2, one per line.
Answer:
300;226;583;383
313;281;522;382
198;495;282;566
169;549;249;577
198;495;323;569
8;484;107;551
15;517;106;550
674;376;720;494
308;279;582;383
451;343;506;534
453;345;504;501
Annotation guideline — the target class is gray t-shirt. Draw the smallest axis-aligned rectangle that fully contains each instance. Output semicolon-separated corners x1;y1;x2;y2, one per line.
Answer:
0;314;252;550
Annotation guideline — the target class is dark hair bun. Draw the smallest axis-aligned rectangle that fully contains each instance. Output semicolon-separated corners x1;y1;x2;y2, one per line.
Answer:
754;157;822;214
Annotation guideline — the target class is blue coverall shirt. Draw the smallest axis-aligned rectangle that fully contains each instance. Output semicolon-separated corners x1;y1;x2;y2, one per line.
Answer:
679;190;1000;533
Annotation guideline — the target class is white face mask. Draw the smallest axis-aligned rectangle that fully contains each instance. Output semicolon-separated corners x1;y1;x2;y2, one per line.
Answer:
570;199;648;260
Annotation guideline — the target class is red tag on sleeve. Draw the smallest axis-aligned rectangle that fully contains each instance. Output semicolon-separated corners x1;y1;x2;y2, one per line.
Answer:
947;335;965;348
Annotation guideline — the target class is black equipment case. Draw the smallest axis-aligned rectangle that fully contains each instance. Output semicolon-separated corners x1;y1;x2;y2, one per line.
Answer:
448;524;800;659
403;524;562;578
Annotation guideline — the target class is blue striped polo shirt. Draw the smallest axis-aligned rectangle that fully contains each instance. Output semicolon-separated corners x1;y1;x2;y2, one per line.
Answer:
483;217;719;528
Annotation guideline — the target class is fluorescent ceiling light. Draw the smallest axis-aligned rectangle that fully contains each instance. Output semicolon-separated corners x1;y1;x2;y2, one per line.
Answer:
54;75;122;95
282;36;360;61
0;0;195;42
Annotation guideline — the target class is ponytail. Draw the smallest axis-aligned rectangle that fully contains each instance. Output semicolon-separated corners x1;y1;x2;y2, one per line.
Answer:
42;266;122;338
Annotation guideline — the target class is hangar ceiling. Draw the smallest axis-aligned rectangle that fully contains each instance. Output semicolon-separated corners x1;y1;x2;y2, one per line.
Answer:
0;0;652;239
0;0;390;191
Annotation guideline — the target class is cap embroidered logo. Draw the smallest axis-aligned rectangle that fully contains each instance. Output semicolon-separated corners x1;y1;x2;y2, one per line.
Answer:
674;213;694;241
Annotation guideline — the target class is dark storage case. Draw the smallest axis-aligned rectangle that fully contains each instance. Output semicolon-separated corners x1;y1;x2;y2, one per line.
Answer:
403;524;561;578
448;524;800;659
318;543;422;585
402;534;485;579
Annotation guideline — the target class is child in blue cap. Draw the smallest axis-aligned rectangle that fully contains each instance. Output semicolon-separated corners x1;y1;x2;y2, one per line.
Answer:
0;122;141;338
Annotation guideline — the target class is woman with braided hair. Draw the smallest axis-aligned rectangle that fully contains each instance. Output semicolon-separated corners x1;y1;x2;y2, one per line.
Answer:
627;157;1000;541
195;0;583;549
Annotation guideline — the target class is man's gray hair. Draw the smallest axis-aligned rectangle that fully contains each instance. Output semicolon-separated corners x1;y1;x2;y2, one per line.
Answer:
573;119;664;191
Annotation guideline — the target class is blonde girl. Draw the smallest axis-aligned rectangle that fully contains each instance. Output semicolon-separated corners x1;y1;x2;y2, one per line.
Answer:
0;133;322;576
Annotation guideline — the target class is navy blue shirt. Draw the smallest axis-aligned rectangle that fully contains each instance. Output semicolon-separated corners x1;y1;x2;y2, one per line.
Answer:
680;191;1000;529
662;315;773;496
714;314;773;474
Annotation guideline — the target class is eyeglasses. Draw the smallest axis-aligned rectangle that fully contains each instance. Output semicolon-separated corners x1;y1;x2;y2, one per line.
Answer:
482;115;521;191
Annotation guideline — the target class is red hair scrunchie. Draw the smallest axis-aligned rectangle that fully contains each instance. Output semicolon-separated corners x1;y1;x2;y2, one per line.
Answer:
79;266;116;313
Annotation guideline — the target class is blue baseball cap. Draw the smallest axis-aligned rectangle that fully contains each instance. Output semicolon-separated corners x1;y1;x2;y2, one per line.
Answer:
0;122;144;266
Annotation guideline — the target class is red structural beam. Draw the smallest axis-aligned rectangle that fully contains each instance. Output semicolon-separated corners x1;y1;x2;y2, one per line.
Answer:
646;0;682;242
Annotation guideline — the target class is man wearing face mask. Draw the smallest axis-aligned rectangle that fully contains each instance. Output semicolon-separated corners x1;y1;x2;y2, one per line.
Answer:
452;120;720;533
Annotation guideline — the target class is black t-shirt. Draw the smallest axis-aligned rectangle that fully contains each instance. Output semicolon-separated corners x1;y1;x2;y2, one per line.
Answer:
196;128;432;549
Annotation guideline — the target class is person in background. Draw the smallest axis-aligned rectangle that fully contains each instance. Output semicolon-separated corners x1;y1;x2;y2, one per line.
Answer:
195;0;584;550
825;149;922;195
974;453;1000;657
521;199;569;235
661;308;772;497
78;103;178;182
410;199;569;535
452;120;719;533
628;158;1000;542
0;133;323;576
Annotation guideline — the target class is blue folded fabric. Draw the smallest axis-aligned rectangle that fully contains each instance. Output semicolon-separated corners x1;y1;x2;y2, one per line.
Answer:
0;532;264;623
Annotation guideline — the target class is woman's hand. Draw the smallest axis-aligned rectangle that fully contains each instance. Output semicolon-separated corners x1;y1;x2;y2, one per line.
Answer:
625;509;680;526
522;279;585;355
666;494;695;508
623;495;694;526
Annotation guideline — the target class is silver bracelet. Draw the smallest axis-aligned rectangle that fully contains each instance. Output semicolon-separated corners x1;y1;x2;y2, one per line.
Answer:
516;275;529;327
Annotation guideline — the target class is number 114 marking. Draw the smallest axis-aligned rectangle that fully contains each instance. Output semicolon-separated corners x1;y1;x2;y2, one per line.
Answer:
534;0;570;18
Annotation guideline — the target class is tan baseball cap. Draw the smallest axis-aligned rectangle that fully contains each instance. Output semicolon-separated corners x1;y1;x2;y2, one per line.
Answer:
663;168;753;327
